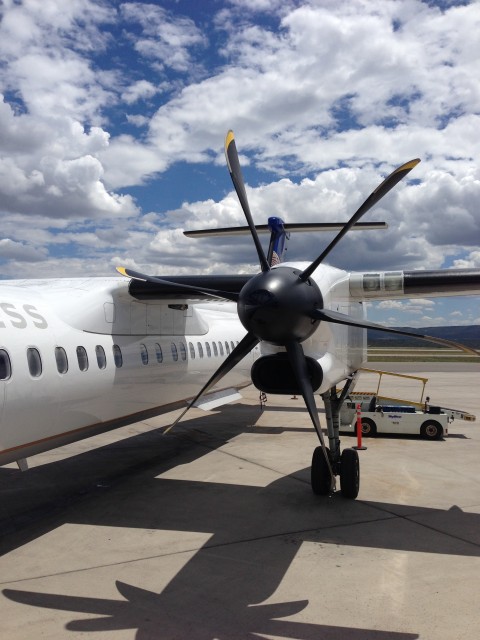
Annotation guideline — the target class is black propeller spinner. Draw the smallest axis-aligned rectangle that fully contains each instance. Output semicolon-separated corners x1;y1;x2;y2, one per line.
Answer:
117;130;477;489
237;268;322;344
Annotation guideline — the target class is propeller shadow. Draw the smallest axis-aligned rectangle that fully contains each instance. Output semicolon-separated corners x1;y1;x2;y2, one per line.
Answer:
2;402;479;638
3;582;418;639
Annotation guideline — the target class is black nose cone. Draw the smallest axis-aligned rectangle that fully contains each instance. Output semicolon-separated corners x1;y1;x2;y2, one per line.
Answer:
237;267;323;344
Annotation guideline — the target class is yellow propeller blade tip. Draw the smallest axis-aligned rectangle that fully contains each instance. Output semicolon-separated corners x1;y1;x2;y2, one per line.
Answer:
225;130;235;148
116;266;128;277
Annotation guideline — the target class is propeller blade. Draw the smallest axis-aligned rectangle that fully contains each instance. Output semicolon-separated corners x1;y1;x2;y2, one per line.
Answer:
299;158;420;282
312;308;479;356
285;341;335;491
225;130;270;273
116;267;239;302
164;332;260;433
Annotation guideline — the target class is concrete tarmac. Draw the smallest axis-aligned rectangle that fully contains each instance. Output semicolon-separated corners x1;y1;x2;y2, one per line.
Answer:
1;365;479;639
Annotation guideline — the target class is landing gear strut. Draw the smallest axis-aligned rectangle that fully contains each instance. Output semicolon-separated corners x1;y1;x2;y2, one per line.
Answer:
310;374;360;499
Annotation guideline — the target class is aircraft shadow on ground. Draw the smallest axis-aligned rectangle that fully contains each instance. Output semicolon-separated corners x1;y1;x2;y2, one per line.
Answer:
2;583;419;640
2;402;479;639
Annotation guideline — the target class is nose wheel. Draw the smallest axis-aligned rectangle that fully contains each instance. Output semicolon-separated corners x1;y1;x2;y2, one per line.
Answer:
311;446;332;495
310;381;361;499
311;446;360;499
339;448;360;499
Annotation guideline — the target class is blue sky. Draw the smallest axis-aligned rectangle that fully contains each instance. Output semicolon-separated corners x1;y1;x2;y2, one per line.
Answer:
0;0;479;326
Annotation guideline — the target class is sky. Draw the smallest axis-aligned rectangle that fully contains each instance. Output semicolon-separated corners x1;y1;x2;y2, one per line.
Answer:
0;0;479;327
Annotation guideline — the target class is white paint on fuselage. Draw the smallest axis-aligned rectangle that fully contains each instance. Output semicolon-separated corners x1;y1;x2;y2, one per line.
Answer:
0;264;368;465
0;278;253;464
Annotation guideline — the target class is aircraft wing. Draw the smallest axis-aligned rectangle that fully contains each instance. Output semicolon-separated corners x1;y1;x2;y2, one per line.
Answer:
128;274;252;300
127;268;480;301
349;268;480;300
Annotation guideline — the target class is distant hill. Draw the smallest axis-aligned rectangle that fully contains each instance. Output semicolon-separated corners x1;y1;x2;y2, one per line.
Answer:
368;325;480;348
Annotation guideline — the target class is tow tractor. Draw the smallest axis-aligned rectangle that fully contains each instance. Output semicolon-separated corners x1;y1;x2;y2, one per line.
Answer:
339;368;476;440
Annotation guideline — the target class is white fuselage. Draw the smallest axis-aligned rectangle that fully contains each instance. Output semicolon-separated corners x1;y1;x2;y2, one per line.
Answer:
0;264;366;466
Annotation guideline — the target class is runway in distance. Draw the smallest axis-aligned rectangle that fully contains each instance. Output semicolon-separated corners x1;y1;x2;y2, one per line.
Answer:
1;130;479;499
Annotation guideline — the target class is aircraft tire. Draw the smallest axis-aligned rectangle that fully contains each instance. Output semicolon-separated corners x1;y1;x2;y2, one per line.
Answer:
361;418;377;437
420;420;443;440
311;446;331;495
340;448;360;499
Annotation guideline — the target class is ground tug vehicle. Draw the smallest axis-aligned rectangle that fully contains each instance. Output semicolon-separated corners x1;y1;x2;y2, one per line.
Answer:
340;369;476;439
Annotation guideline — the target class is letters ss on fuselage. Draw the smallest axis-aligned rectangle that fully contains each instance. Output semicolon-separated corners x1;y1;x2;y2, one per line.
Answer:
0;304;48;330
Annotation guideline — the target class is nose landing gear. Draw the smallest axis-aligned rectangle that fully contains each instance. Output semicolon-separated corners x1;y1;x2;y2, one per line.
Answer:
310;376;361;499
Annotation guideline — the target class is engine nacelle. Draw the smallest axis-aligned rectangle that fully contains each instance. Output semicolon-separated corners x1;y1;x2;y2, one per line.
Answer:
251;353;323;395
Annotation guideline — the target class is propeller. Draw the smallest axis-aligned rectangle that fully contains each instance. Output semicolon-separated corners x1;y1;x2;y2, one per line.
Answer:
312;308;479;356
299;158;420;282
285;341;334;487
225;130;270;273
164;332;259;434
117;131;477;491
116;267;239;302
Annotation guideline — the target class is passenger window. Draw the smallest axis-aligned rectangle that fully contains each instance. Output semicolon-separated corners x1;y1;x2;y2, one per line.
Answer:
197;342;204;358
0;349;12;380
189;342;195;359
225;341;230;355
55;347;68;374
219;342;224;356
140;344;148;365
155;343;163;363
205;342;211;357
76;346;88;372
230;341;235;351
179;342;187;361
95;345;107;369
113;344;123;368
212;342;218;357
27;347;42;377
171;343;178;362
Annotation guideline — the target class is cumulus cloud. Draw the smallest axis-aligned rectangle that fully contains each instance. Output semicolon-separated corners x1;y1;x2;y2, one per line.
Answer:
0;0;478;333
121;80;159;105
120;2;207;73
452;250;480;269
0;238;48;263
0;0;137;224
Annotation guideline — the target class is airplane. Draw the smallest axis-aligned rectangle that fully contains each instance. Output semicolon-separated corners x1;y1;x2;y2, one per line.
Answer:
0;130;479;500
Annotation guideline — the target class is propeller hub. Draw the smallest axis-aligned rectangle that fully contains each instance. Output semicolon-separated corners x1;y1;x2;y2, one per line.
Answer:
237;267;323;345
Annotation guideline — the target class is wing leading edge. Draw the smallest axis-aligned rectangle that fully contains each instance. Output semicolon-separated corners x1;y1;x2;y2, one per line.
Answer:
127;268;480;301
128;274;251;300
349;268;480;300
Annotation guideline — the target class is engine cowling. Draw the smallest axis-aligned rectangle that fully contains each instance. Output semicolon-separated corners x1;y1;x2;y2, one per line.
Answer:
251;353;323;395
